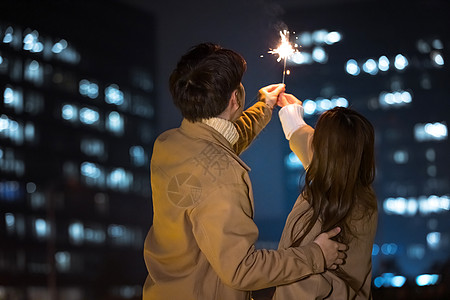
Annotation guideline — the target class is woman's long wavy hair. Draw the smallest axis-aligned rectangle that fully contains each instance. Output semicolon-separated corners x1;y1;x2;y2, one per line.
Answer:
296;107;377;245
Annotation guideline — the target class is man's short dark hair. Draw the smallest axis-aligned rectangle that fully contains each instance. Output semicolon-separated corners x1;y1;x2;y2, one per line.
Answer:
169;43;247;122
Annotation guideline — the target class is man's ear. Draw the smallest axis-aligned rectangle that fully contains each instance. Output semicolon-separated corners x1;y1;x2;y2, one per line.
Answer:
229;90;240;109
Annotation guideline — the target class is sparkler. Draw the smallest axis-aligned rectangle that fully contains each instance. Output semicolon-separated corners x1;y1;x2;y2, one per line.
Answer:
269;30;297;84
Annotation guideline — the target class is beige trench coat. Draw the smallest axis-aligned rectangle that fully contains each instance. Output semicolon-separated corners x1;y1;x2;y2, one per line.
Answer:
143;102;326;300
273;125;378;300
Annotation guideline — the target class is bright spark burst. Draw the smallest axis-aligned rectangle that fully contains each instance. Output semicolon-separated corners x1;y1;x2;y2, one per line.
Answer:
269;30;297;62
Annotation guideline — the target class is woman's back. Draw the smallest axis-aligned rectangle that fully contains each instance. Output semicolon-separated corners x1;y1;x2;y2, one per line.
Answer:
273;115;377;300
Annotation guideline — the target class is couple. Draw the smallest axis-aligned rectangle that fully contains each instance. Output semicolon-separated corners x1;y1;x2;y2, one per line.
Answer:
143;43;377;300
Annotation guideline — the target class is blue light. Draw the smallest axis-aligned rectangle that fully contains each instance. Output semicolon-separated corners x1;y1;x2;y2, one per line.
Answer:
374;277;384;288
394;54;408;70
303;100;316;115
80;107;99;125
285;152;303;170
391;276;406;287
312;47;327;63
346;59;360;76
378;56;390;71
3;27;14;44
416;274;440;286
372;244;380;256
332;97;348;108
325;31;342;44
431;52;444;66
81;162;101;179
363;59;378;75
105;84;124;105
62;104;77;121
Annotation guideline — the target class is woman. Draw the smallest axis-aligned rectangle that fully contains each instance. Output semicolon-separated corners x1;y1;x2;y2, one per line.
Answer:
273;93;378;299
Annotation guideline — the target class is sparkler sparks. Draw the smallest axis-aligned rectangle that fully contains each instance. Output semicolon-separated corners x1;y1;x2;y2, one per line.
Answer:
269;30;298;83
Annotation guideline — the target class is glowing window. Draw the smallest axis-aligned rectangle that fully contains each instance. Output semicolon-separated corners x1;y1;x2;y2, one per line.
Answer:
79;79;99;99
130;146;146;167
303;100;316;115
312;47;327;63
346;59;360;76
3;26;14;44
80;139;105;157
325;31;341;44
62;104;77;121
4;86;23;113
378;56;390;71
81;162;101;179
416;274;440;286
23;30;43;53
80;107;100;125
106;111;124;134
68;222;84;245
414;122;448;142
105;84;124;105
51;39;68;54
431;51;444;66
394;54;408;70
107;168;132;191
363;59;378;75
393;150;408;164
24;60;43;85
5;212;15;234
55;251;71;272
285;152;303;170
34;218;50;238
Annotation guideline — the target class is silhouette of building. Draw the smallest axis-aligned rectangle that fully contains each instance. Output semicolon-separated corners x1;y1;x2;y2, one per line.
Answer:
0;1;155;299
280;0;449;294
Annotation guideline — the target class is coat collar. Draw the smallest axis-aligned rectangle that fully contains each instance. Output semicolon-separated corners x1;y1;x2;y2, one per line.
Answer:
180;119;251;171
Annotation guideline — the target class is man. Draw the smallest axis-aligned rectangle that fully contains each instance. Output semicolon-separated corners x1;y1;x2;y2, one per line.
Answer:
143;43;346;300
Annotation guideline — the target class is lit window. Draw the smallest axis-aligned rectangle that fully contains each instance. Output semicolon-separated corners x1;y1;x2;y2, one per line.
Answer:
325;31;341;44
393;150;408;164
331;97;348;108
130;146;146;167
345;59;360;76
303;100;316;115
426;232;441;249
51;39;68;54
414;122;448;142
23;30;44;53
431;51;444;66
107;168;132;191
291;51;312;65
416;274;440;286
68;222;84;245
62;104;78;122
3;26;14;44
298;32;313;47
378;56;390;71
80;161;105;187
5;212;15;234
312;47;327;63
285;152;303;170
362;59;378;75
407;244;425;260
394;54;408;70
312;30;327;44
105;84;124;105
106;111;124;134
80;138;105;158
34;218;50;238
24;122;36;143
317;99;332;112
55;251;71;272
432;39;443;50
79;79;99;99
79;107;100;125
24;60;43;85
3;86;23;113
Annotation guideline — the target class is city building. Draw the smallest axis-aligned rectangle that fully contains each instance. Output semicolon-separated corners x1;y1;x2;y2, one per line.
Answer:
280;0;449;296
0;1;155;299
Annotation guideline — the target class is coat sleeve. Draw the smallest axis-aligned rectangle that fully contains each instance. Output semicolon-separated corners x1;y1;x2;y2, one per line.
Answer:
190;182;325;291
232;101;272;156
289;125;314;170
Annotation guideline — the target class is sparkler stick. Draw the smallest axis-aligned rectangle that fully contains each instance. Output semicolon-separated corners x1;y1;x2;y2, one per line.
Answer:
269;30;297;84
